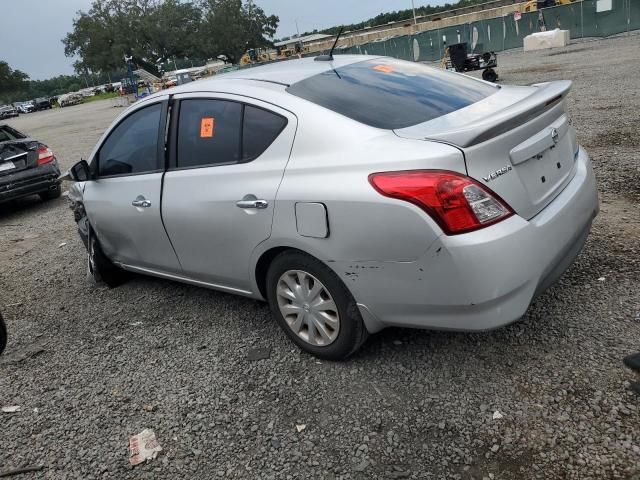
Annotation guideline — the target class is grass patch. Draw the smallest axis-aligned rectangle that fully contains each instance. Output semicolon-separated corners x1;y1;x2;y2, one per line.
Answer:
83;91;120;103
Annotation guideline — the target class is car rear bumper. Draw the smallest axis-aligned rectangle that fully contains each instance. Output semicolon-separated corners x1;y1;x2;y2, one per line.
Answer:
0;162;61;203
339;147;598;333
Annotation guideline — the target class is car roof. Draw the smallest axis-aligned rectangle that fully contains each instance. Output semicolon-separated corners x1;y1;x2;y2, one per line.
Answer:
217;55;380;86
169;55;381;95
133;55;386;117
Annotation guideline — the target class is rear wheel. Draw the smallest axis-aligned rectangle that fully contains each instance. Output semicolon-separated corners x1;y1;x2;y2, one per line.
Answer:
39;184;62;201
482;68;498;83
266;251;368;360
88;230;127;288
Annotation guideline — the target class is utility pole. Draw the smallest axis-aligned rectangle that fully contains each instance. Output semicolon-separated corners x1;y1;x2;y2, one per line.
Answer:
411;0;417;25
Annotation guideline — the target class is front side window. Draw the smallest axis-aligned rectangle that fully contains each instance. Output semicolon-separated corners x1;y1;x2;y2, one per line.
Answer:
177;99;242;168
98;103;162;177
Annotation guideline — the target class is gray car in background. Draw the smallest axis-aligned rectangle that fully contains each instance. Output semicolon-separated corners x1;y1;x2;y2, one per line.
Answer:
66;55;598;359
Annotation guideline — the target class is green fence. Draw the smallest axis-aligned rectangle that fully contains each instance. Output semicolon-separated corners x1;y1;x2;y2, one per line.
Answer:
336;0;638;62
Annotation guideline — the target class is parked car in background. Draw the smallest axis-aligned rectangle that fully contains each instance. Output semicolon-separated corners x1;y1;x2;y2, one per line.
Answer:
65;55;598;359
33;97;52;111
0;105;19;119
15;102;34;114
58;93;83;108
0;124;61;203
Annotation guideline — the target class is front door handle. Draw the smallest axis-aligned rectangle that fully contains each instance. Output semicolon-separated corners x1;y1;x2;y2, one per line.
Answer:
236;195;268;209
132;196;152;208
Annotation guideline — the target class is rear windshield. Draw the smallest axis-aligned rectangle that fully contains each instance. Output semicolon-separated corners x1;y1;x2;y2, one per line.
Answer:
286;58;497;129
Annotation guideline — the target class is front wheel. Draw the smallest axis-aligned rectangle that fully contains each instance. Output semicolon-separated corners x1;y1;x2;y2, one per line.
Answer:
266;251;368;360
87;230;127;288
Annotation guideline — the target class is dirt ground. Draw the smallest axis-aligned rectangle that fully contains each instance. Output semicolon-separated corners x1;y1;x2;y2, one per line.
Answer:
1;34;639;479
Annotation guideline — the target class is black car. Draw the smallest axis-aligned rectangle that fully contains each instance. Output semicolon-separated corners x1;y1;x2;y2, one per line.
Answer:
33;97;52;111
0;124;61;203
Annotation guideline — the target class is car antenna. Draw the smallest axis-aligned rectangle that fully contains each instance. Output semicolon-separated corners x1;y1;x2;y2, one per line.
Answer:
315;27;344;62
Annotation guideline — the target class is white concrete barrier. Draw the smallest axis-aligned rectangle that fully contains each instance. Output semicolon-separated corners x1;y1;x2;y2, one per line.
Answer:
523;29;570;51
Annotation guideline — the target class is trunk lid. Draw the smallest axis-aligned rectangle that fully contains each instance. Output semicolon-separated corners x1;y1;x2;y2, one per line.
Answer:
0;139;39;176
395;81;578;220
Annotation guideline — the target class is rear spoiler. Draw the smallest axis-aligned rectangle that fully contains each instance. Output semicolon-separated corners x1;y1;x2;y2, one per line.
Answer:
397;80;572;148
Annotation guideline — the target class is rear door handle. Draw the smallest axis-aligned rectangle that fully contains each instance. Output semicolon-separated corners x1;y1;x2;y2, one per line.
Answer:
236;195;268;209
132;196;152;208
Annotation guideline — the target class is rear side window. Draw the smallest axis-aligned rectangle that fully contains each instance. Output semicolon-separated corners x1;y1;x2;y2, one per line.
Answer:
242;106;287;162
0;126;25;142
177;99;242;168
98;103;161;177
286;58;498;129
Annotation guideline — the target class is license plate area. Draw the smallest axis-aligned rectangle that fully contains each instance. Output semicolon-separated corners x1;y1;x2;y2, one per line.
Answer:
0;161;16;172
516;136;574;206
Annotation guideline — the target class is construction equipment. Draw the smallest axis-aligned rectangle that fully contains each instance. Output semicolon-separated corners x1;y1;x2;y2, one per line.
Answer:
523;0;576;12
240;48;271;66
441;43;499;82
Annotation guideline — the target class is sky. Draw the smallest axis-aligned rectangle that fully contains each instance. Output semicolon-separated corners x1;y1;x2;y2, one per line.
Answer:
0;0;446;80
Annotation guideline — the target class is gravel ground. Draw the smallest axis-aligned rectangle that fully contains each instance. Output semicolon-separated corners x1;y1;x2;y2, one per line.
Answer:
1;34;639;480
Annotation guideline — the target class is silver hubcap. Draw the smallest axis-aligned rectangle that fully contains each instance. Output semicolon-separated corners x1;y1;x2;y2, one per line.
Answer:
276;270;340;346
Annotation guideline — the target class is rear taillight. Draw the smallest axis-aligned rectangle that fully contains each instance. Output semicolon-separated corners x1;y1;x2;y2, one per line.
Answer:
368;170;514;235
37;146;55;165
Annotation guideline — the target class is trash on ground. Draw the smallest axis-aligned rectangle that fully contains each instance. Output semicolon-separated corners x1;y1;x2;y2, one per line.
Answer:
247;347;271;361
1;406;21;413
492;410;504;420
296;424;306;433
58;242;67;248
0;465;44;478
129;322;143;326
597;277;605;281
129;429;162;466
0;340;47;365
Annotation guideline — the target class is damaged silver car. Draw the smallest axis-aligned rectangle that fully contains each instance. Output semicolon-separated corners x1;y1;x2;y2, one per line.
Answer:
66;55;598;359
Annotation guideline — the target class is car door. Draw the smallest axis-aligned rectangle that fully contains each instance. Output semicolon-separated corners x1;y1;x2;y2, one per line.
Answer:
82;99;182;273
162;93;297;292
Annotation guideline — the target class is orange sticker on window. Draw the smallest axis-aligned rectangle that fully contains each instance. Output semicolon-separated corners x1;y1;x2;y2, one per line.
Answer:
373;65;394;73
200;117;215;138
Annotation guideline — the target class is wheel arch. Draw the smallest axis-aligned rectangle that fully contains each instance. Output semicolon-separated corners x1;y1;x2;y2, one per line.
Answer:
252;244;386;334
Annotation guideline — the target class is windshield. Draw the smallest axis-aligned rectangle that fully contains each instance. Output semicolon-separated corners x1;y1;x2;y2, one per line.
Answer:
287;58;498;129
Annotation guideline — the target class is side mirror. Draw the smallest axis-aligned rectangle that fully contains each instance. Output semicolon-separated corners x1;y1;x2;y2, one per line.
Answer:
67;160;92;182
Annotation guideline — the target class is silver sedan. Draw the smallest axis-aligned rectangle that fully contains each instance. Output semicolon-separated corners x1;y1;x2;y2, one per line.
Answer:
66;55;599;359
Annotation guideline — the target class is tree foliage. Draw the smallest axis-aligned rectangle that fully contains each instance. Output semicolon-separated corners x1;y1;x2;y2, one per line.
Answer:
0;61;29;102
63;0;279;74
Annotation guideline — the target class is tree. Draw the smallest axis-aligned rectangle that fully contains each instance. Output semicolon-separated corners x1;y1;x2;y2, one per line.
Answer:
198;0;278;62
0;61;29;102
63;0;279;73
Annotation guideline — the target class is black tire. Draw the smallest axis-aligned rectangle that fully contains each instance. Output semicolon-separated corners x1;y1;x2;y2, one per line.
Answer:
482;68;498;83
0;312;6;355
39;183;62;201
266;250;368;360
88;229;128;288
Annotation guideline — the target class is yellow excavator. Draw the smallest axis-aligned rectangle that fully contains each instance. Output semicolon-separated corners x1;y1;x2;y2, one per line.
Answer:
523;0;577;12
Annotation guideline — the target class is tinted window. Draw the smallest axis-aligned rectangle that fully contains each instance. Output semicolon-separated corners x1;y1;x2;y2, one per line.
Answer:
0;126;25;142
98;104;161;176
286;58;498;129
177;99;242;168
242;106;287;161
